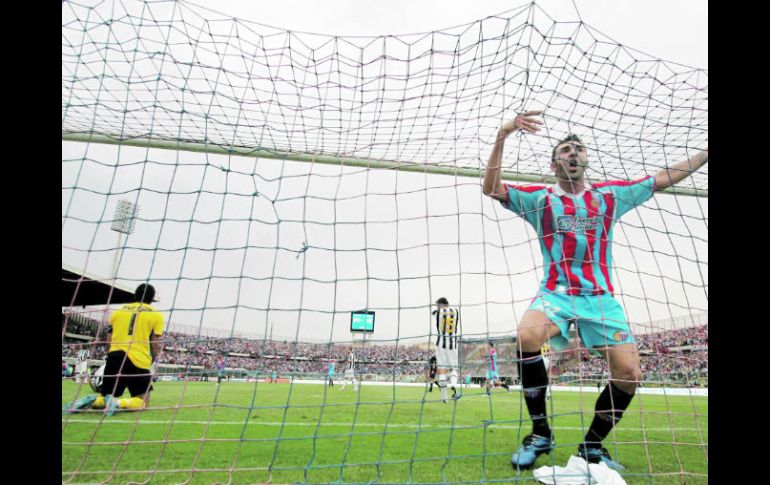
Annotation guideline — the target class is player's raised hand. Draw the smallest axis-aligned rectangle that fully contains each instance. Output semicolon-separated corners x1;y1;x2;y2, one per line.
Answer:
501;110;543;134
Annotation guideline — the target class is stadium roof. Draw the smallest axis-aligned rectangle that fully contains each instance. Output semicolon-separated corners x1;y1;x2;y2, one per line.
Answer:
61;264;136;307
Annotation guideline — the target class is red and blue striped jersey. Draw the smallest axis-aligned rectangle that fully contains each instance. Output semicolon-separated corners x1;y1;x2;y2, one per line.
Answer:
489;347;498;372
501;176;655;295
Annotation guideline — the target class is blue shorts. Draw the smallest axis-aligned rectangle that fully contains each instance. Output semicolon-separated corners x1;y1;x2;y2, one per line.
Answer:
486;369;499;380
528;291;635;357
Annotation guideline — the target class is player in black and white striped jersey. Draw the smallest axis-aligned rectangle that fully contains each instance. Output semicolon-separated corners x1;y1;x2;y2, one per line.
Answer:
341;350;358;391
432;297;461;402
74;348;90;384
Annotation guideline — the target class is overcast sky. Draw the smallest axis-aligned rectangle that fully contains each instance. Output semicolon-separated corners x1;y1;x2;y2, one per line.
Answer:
62;0;707;344
212;0;707;69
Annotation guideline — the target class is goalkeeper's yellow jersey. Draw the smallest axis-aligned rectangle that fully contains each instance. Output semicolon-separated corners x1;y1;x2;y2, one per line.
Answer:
108;302;164;370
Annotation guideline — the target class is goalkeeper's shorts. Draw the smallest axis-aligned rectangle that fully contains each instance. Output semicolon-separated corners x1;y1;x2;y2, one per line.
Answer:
102;351;154;398
527;291;636;357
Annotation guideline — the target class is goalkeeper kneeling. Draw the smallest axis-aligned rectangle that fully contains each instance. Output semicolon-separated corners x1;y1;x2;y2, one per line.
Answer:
63;283;163;416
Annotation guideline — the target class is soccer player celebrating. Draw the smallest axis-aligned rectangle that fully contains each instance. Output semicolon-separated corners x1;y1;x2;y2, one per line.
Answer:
485;341;510;394
64;283;164;416
483;111;707;470
432;297;461;402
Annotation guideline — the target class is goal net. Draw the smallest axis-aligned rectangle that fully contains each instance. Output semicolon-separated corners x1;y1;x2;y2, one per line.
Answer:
62;1;707;483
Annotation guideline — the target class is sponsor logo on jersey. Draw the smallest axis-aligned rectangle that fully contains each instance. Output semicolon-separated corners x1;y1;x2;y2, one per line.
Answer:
613;331;628;342
556;215;600;232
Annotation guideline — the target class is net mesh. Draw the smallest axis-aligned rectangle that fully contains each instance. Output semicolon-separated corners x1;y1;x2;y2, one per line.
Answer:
62;1;707;483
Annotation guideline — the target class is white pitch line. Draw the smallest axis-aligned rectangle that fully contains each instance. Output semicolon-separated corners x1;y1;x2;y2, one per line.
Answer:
61;419;707;432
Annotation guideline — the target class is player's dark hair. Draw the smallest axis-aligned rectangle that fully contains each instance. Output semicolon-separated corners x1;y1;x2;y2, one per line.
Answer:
436;297;449;305
551;134;583;163
135;283;156;304
489;341;495;347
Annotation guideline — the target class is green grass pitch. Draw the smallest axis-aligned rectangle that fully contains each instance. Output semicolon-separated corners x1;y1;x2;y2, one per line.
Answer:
62;381;707;484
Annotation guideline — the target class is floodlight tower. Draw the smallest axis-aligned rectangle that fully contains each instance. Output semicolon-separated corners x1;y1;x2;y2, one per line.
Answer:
110;199;139;285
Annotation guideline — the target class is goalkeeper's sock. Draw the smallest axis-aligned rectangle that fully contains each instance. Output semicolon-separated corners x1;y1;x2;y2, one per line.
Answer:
117;397;146;410
93;396;106;408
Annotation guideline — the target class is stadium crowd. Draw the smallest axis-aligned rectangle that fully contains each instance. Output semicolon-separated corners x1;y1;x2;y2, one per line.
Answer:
62;313;707;385
556;325;708;385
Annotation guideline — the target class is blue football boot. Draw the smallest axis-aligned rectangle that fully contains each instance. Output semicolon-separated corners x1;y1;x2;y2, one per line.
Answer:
104;395;120;417
63;394;97;414
510;433;555;470
578;444;625;471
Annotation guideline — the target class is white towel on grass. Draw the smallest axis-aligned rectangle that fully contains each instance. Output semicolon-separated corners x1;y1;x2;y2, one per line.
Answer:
533;455;626;485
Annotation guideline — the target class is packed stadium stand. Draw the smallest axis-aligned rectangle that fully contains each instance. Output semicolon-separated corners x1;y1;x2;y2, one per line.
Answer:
63;310;707;386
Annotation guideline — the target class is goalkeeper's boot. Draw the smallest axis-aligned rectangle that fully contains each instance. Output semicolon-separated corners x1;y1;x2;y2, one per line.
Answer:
578;443;625;471
63;394;97;414
510;433;555;470
104;395;120;417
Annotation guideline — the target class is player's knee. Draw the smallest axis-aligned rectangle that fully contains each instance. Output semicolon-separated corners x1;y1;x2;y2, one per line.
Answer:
614;365;641;383
516;330;543;352
610;365;641;390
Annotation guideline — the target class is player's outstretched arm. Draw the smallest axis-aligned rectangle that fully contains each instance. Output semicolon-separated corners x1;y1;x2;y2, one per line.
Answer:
483;111;543;201
654;147;708;191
